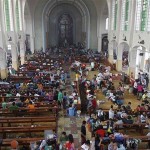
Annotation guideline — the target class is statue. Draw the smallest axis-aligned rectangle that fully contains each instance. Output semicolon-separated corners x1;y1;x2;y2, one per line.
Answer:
64;38;68;47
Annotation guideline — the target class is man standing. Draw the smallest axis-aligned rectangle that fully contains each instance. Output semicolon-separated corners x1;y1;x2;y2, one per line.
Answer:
81;120;86;145
58;90;63;108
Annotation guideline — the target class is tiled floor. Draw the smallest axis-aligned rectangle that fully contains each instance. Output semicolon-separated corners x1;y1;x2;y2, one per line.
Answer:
57;65;144;149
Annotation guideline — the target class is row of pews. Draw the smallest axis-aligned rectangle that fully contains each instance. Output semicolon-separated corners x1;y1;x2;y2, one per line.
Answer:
0;55;61;149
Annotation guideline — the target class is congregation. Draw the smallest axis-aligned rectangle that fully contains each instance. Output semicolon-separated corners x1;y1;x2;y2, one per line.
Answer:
0;47;150;150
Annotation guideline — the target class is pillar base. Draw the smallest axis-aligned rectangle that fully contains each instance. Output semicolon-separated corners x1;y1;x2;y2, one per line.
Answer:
21;56;25;65
1;69;8;79
129;67;136;79
108;55;113;64
12;61;18;71
116;60;122;72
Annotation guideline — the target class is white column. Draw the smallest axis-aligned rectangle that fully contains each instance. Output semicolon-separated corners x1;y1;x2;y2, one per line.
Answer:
0;0;8;78
30;36;35;53
20;40;26;65
11;44;18;70
98;36;102;52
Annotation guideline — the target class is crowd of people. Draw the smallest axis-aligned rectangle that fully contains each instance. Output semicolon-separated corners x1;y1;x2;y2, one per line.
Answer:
72;61;150;149
1;46;150;149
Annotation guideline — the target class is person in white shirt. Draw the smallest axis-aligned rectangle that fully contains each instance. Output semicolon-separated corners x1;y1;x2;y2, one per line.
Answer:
16;93;21;97
91;61;95;71
109;105;114;119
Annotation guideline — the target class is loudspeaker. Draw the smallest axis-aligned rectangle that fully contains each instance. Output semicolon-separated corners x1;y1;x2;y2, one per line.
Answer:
139;53;144;56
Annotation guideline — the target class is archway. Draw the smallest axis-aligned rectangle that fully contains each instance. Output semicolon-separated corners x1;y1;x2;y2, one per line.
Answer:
102;35;108;56
110;40;118;61
118;42;130;70
130;46;147;78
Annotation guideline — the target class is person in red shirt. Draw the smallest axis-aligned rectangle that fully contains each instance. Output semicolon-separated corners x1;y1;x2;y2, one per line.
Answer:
96;125;105;138
92;98;97;110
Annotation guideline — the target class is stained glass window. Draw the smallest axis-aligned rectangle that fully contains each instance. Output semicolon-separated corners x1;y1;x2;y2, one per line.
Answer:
4;0;10;31
4;0;13;31
125;0;129;31
111;1;115;30
135;0;142;31
111;0;118;30
16;0;20;31
114;0;118;30
121;0;126;30
141;0;148;31
147;0;150;31
106;18;109;30
16;0;22;31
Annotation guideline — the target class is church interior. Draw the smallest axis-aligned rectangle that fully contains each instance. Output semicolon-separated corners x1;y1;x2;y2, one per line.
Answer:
0;0;150;149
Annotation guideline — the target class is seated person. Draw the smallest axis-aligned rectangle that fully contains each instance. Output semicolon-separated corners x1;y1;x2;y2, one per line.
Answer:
10;140;18;150
2;99;7;109
122;115;133;124
9;102;19;112
27;101;35;112
142;91;148;101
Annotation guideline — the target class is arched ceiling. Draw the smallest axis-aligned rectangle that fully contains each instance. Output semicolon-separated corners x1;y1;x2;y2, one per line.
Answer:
25;0;109;20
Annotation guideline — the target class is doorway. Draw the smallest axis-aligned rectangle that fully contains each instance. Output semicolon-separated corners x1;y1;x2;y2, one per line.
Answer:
58;14;73;47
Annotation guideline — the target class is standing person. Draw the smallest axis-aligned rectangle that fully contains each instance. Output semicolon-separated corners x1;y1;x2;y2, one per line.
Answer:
81;120;86;145
145;73;149;88
64;134;75;150
59;132;68;150
62;92;68;115
58;90;63;108
109;105;114;119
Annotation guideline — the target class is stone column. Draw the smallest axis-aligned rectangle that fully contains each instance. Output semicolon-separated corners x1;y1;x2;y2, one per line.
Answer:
0;50;7;79
98;36;102;52
116;59;122;72
20;41;26;65
11;44;18;70
30;36;35;54
108;41;114;63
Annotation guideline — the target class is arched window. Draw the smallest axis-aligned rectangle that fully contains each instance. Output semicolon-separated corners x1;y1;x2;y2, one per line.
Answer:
106;18;109;30
141;0;148;31
16;0;22;31
111;0;118;30
121;0;126;30
135;0;142;31
147;0;150;31
135;0;149;31
125;0;129;31
4;0;13;31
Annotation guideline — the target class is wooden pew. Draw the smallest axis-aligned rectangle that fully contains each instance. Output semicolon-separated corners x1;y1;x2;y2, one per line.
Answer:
0;107;58;117
0;116;56;127
0;125;56;138
115;123;147;135
1;137;43;148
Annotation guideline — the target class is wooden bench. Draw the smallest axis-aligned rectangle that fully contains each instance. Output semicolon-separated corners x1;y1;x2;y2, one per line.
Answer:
0;107;58;117
115;123;147;135
1;137;43;148
0;116;56;127
0;125;56;138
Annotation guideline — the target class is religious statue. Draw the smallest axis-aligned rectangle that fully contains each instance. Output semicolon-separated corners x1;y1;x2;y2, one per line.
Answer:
64;38;68;47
